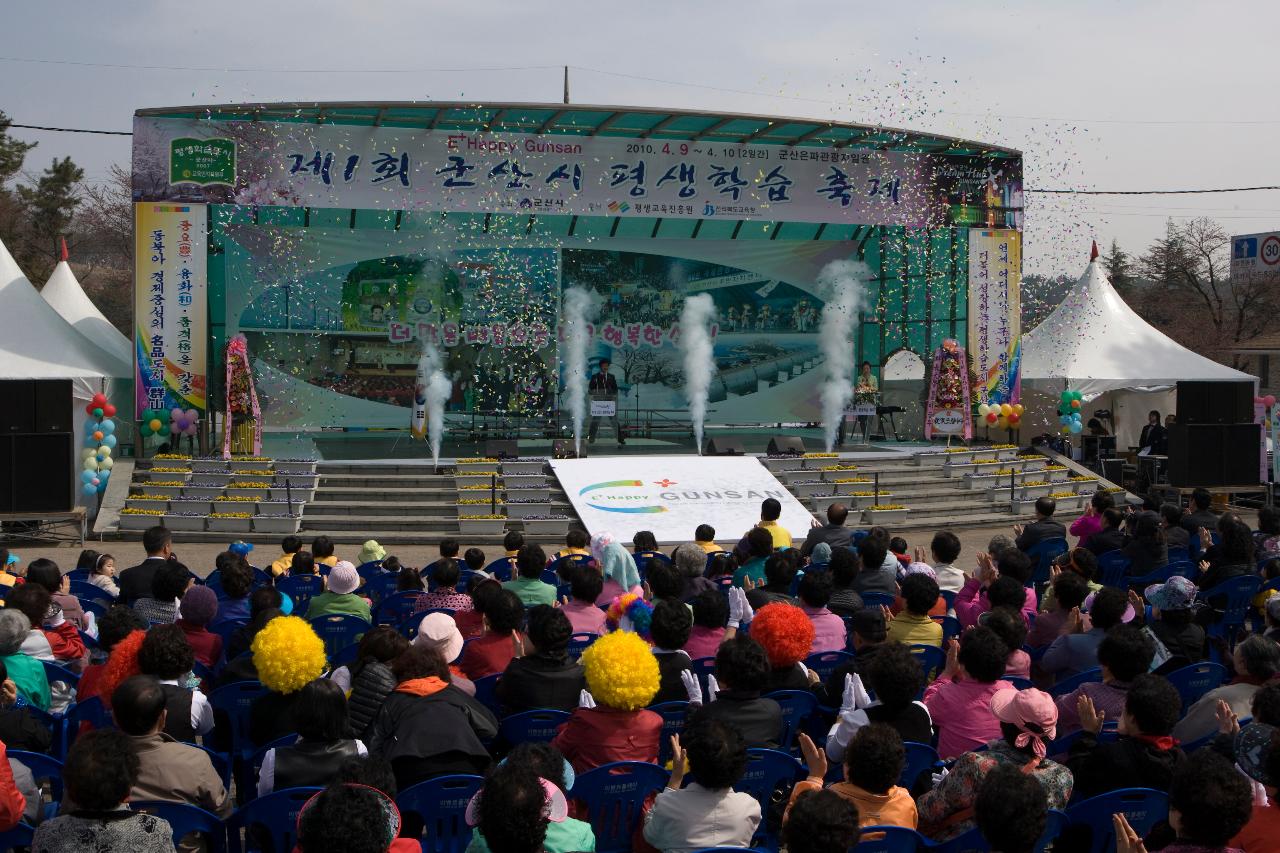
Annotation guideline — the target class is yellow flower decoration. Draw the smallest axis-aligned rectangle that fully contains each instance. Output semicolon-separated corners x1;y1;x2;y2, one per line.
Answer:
251;615;326;694
580;630;659;711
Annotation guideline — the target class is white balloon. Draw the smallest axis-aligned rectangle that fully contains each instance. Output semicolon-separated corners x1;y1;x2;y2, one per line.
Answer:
83;458;98;471
99;457;114;470
98;446;112;457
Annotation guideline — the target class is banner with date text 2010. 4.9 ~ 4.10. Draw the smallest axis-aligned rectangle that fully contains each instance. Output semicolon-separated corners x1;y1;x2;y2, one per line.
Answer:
550;455;814;545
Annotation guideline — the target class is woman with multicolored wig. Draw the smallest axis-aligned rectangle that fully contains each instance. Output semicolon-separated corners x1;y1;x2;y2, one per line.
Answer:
590;532;643;606
551;630;662;774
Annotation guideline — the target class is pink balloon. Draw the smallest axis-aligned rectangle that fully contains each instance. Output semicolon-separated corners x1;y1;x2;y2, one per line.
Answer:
183;424;198;436
1266;396;1277;408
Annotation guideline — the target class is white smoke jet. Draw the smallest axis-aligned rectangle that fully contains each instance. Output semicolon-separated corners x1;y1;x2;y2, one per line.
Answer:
678;294;717;454
422;344;452;469
562;287;601;454
816;260;869;452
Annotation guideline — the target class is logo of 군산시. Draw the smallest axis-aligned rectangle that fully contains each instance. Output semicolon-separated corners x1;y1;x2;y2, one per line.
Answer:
578;479;668;514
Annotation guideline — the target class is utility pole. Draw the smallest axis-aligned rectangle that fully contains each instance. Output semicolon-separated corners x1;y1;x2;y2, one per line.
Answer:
563;66;570;104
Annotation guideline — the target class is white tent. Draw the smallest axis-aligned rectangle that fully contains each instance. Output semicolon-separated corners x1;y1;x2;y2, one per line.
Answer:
0;238;129;402
42;250;133;372
1021;256;1255;446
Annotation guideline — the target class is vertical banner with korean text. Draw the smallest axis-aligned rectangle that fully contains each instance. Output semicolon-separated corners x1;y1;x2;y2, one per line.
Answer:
967;228;1021;405
134;203;208;418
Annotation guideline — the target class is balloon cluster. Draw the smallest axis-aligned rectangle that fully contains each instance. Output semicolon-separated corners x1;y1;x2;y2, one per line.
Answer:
81;393;117;497
1257;395;1277;408
139;407;198;438
978;401;1025;430
1057;389;1085;434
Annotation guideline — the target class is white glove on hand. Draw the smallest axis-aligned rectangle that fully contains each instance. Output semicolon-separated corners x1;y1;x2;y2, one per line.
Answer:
796;661;810;679
840;673;872;715
706;674;722;700
578;689;597;709
680;670;704;705
727;587;755;628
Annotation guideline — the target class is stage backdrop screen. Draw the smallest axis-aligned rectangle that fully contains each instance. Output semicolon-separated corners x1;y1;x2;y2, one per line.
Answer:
550;455;815;544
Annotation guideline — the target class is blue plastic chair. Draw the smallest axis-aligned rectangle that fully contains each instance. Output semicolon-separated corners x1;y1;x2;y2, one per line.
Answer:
371;590;422;626
1129;561;1178;588
363;572;401;605
10;750;64;817
1002;676;1036;691
249;733;301;796
1048;667;1103;698
0;823;34;850
228;785;322;853
1203;575;1262;642
900;741;940;788
1167;545;1191;565
860;591;896;609
1097;550;1131;589
330;642;360;669
570;762;668;853
308;614;370;660
634;551;673;574
209;618;247;653
484;557;516;581
41;659;81;690
736;748;804;846
1027;537;1069;586
765;690;818;750
210;680;269;762
908;644;947;682
191;743;233;791
77;596;108;621
65;695;110;753
689;656;718;700
567;632;597;658
396;775;484;853
804;650;855;681
934;616;962;644
132;799;228;852
355;560;384;578
1165;661;1227;712
499;709;570;745
69;579;115;602
66;569;90;581
649;701;690;765
932;809;1068;852
851;826;927;852
939;589;957;611
1065;788;1169;853
276;575;324;613
473;674;502;718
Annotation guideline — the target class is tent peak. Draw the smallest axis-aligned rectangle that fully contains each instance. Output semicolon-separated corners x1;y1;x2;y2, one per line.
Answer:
1090;240;1099;261
59;237;68;263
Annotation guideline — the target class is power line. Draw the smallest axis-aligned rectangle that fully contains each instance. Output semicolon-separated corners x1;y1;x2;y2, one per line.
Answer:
0;55;559;75
10;123;131;136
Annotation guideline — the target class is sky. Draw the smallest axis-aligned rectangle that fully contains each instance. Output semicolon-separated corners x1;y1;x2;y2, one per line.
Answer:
3;0;1279;275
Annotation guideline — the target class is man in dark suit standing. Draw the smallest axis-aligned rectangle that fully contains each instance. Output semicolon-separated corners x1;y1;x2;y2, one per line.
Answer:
117;525;174;606
587;357;624;447
1014;497;1067;553
1138;410;1168;454
799;504;855;558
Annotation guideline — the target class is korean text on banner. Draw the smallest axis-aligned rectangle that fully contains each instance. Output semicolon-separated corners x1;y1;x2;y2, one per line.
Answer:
550;455;814;544
135;203;208;417
967;228;1021;405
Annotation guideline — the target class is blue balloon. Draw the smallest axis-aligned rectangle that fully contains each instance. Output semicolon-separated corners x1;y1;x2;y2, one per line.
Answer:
1069;421;1083;434
101;420;116;435
82;483;98;497
83;434;97;448
102;434;118;448
80;470;95;484
98;469;110;481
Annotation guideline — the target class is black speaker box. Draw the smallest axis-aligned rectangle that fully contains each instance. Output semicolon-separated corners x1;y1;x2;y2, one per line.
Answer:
1176;380;1254;425
1167;424;1262;487
766;435;806;456
0;381;33;434
553;439;584;459
484;439;519;460
12;433;72;513
33;380;72;432
704;436;746;456
0;436;11;513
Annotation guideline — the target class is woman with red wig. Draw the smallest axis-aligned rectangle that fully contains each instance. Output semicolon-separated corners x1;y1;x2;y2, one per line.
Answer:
748;603;816;692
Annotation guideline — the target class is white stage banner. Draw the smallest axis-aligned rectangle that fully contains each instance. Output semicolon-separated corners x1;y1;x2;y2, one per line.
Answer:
550;455;815;544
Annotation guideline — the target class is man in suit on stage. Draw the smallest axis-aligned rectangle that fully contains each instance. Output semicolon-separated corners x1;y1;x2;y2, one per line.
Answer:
587;358;624;447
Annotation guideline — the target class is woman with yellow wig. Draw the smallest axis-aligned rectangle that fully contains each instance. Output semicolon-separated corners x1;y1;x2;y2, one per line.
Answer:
551;630;663;774
248;615;328;746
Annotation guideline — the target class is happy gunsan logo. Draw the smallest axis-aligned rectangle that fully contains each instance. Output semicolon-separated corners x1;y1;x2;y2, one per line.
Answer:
578;479;668;514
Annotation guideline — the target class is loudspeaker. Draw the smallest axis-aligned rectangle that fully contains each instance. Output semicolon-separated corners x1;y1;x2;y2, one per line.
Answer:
1167;424;1262;487
553;439;584;459
11;433;72;513
0;436;11;512
1177;381;1254;425
0;381;34;434
704;436;746;456
33;380;72;433
485;439;519;460
766;435;806;456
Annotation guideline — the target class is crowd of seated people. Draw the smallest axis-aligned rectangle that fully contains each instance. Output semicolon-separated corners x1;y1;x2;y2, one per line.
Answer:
2;489;1279;853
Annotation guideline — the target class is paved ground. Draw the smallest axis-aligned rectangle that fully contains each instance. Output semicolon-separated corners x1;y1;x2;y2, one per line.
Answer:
11;520;1028;579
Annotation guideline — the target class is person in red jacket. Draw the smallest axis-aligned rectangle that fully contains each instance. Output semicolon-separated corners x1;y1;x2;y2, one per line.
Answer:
458;589;523;680
7;584;86;669
175;585;222;670
0;741;24;831
551;630;663;774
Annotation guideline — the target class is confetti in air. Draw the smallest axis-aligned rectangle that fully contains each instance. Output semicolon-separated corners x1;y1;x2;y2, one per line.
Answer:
678;293;717;454
816;260;869;452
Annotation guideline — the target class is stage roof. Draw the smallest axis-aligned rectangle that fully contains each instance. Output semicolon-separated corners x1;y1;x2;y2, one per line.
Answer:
135;101;1020;161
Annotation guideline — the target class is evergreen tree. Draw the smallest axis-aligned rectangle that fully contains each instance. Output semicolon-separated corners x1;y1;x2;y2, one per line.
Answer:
0;111;36;190
1102;238;1134;294
15;155;84;278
